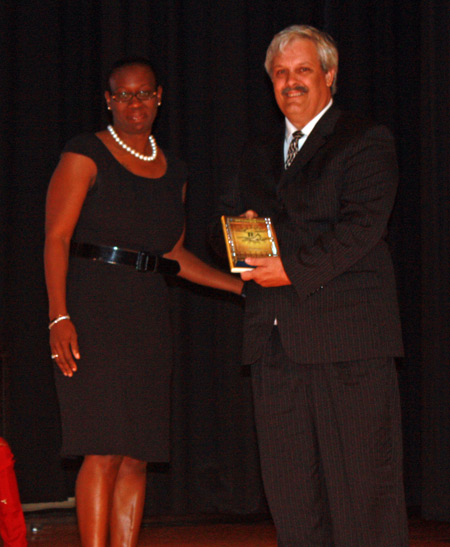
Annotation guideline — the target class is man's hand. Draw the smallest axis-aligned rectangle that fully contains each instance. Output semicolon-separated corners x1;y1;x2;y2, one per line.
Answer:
240;256;291;287
240;210;258;219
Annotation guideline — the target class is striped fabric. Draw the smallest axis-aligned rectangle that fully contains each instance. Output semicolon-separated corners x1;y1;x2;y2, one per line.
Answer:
210;104;407;546
285;130;304;169
251;329;408;546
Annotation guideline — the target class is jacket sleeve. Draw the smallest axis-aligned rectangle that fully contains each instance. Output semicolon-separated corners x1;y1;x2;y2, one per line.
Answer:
207;172;245;260
281;123;399;301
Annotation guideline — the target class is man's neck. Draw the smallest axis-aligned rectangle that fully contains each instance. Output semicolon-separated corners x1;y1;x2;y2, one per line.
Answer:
285;99;333;138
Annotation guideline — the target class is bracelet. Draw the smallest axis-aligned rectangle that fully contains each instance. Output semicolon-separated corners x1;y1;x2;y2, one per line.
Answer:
48;315;71;330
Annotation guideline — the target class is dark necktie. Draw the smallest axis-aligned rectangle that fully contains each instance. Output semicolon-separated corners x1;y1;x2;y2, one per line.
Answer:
285;130;304;169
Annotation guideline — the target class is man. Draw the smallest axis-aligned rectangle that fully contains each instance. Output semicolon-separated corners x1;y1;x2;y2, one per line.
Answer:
210;25;408;546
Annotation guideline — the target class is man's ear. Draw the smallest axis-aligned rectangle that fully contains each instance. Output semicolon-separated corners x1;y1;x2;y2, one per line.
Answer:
325;68;336;88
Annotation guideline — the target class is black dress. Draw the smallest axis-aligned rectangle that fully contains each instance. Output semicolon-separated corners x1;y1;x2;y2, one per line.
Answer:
54;133;185;462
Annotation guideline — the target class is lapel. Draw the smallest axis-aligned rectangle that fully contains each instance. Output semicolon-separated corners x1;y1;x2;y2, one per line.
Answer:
278;105;342;190
267;126;285;183
253;126;284;197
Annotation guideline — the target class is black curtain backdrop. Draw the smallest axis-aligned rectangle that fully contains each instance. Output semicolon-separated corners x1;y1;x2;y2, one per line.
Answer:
0;0;449;520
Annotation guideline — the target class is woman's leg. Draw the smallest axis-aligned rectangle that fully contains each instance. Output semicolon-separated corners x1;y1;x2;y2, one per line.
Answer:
110;457;147;547
76;454;123;547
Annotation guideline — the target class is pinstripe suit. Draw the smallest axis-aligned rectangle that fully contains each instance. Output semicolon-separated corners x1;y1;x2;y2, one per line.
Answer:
211;105;408;545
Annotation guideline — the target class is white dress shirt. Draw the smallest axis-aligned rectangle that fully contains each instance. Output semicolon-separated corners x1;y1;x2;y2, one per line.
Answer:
283;99;333;162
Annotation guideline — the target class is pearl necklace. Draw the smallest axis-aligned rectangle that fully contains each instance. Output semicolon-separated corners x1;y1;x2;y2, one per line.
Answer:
107;125;157;161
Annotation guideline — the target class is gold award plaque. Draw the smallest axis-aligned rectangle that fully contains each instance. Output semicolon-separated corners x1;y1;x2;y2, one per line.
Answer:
221;216;280;273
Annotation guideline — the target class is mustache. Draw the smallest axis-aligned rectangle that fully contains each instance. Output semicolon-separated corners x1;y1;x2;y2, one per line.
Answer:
282;85;308;95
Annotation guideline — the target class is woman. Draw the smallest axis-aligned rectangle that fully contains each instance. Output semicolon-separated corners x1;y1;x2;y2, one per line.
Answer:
44;57;242;547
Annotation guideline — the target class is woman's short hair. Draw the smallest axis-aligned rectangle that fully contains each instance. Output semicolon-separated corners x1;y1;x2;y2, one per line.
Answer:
265;25;338;95
105;57;157;92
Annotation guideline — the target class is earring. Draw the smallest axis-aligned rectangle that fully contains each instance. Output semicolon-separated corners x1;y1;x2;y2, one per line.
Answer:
157;102;161;107
107;105;111;111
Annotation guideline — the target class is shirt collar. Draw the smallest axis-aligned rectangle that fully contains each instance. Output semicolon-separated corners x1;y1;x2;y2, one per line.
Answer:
285;99;333;142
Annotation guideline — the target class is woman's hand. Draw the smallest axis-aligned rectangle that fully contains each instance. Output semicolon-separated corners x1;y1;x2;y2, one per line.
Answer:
165;225;244;295
50;319;80;377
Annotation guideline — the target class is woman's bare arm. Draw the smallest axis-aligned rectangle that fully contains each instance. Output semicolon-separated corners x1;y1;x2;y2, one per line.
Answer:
44;152;96;376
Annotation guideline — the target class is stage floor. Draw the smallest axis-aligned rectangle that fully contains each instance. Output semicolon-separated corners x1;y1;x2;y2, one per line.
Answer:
18;511;450;546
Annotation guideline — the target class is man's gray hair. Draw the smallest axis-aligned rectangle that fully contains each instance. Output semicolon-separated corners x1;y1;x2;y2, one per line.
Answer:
265;25;338;95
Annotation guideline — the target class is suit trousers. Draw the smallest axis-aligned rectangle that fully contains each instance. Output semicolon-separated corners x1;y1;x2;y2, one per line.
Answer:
251;327;408;547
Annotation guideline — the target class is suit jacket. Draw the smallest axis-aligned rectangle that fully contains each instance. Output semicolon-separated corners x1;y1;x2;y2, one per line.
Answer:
211;105;404;364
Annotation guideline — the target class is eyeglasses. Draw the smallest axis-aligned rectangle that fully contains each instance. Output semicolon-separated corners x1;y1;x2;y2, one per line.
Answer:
111;90;158;103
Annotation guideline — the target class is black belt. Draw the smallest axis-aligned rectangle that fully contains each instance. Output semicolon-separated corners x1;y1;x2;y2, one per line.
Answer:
70;242;180;276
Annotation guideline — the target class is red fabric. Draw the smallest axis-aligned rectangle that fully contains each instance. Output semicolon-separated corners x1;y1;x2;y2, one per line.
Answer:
0;440;28;546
